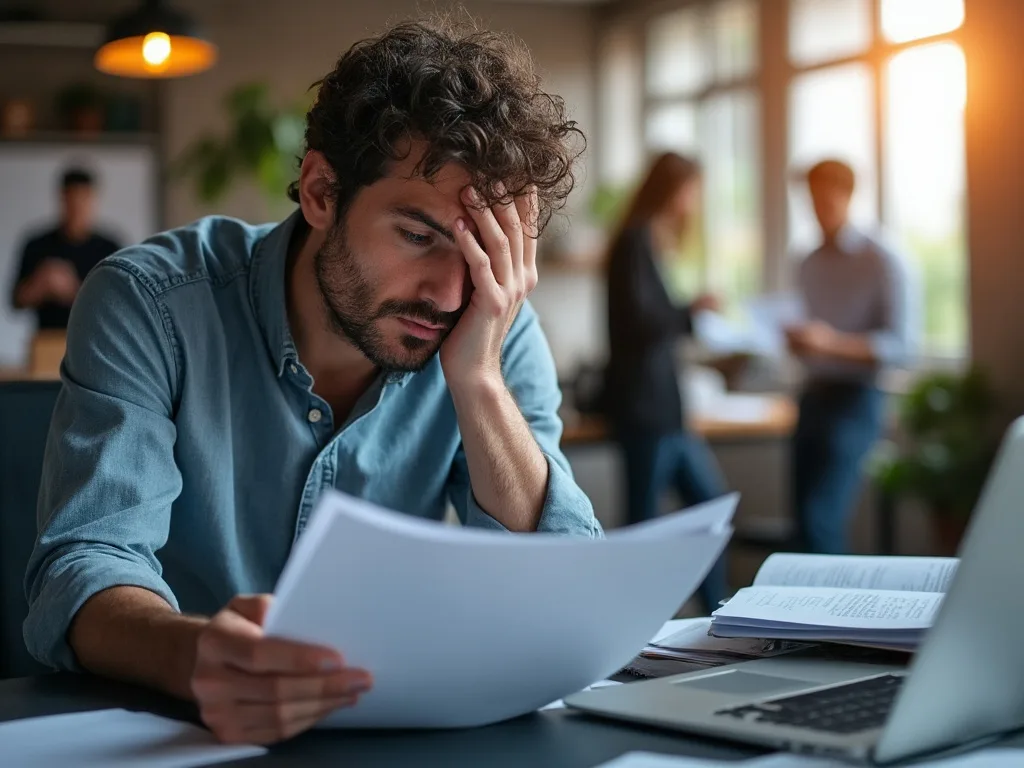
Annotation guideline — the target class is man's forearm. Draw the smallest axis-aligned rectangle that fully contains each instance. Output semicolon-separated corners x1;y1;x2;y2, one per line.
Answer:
824;331;879;365
69;586;207;700
449;375;549;532
13;276;49;309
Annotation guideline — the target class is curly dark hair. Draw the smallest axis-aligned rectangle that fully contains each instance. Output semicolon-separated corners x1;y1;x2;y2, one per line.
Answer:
286;17;584;234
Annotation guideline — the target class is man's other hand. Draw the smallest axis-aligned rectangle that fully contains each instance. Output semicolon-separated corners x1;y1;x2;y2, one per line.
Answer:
190;594;372;744
785;320;839;358
38;259;81;305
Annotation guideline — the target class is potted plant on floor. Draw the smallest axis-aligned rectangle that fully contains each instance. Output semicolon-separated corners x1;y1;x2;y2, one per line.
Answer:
870;366;999;555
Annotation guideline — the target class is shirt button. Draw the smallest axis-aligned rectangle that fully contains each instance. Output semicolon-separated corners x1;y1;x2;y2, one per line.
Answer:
290;364;298;375
307;408;322;424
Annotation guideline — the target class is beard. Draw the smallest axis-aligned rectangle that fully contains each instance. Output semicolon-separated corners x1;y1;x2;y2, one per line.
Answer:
313;224;463;373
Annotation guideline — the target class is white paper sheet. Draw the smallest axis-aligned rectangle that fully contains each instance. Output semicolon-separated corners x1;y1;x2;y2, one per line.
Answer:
596;748;1024;768
692;310;757;355
714;587;943;629
692;394;774;424
744;292;807;357
595;752;737;768
0;709;266;767
652;618;768;657
748;748;1024;767
753;554;959;594
263;491;737;728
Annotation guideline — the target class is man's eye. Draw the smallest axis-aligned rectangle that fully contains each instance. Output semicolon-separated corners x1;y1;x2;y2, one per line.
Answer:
399;228;432;247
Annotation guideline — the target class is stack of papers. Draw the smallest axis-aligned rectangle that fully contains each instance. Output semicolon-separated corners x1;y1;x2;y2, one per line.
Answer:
710;554;957;651
620;617;811;680
263;490;737;728
643;617;811;665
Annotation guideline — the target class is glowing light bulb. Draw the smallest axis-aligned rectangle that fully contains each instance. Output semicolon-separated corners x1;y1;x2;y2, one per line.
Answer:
142;32;171;67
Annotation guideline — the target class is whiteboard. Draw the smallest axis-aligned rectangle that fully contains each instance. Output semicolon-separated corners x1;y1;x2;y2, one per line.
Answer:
0;143;159;366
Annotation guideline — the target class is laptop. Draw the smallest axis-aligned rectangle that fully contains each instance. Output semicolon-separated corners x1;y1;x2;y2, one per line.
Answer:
566;416;1024;764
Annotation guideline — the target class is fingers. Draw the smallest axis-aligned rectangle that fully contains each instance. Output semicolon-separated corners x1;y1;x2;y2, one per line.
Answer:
514;187;539;293
227;594;273;625
461;186;515;287
454;217;503;309
193;598;373;745
192;665;372;704
200;603;343;675
203;694;359;745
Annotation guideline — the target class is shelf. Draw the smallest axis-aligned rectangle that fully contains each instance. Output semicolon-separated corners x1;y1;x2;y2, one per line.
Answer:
0;21;104;49
0;131;159;146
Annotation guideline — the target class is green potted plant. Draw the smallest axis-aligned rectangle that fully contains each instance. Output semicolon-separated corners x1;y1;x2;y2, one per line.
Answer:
174;81;308;211
870;366;999;554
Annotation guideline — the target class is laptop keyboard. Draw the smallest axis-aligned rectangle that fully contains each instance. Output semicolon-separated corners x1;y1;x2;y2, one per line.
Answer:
715;674;905;735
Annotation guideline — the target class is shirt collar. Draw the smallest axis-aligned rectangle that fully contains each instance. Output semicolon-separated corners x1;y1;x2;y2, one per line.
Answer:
831;224;866;255
248;209;414;386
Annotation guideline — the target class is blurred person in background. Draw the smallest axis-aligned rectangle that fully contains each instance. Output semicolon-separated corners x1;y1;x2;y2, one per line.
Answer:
787;159;917;554
603;151;729;612
11;167;121;330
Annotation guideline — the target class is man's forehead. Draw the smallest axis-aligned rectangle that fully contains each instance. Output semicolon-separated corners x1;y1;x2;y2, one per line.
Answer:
370;155;477;230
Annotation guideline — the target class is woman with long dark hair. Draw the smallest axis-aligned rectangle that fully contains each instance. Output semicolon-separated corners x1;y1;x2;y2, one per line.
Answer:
603;152;729;611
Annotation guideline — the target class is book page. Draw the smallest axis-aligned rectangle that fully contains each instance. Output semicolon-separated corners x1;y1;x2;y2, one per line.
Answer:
753;554;958;593
714;586;943;629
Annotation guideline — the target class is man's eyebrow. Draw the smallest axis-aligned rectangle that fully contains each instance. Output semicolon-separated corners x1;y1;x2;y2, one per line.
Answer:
389;206;456;243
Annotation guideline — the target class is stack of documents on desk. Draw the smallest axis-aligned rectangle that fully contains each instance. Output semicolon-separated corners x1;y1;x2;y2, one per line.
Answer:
710;553;957;651
622;617;812;679
264;490;737;728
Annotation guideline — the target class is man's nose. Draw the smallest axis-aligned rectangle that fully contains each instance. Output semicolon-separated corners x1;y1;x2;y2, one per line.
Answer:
420;253;469;314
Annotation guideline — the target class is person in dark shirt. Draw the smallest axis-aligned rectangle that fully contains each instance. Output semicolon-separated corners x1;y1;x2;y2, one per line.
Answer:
11;168;122;330
603;152;729;611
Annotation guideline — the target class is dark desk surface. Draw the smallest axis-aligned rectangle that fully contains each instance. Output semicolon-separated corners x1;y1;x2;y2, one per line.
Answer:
0;674;763;767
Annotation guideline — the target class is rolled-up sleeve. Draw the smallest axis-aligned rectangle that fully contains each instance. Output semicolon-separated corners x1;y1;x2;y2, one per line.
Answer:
23;258;183;671
447;302;603;538
869;245;919;367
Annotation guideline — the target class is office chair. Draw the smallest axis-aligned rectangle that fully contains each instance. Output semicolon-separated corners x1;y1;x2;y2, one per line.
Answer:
0;380;60;678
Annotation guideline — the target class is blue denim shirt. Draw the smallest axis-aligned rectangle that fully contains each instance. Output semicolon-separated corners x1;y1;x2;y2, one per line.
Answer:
24;212;601;671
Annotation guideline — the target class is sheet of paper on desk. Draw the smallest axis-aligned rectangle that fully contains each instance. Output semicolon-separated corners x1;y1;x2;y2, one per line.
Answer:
597;748;1024;767
0;708;266;767
748;748;1024;767
262;490;737;728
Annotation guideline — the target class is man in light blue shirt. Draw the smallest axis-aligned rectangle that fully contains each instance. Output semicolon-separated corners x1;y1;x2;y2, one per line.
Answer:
786;159;917;554
24;19;600;745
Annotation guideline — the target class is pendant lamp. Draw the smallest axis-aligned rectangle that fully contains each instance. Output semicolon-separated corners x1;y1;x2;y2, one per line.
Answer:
94;0;217;79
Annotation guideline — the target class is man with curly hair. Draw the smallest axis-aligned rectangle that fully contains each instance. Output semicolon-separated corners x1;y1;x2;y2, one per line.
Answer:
24;19;600;743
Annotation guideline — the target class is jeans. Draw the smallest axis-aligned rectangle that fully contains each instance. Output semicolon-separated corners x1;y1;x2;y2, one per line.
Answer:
617;429;730;613
792;382;886;554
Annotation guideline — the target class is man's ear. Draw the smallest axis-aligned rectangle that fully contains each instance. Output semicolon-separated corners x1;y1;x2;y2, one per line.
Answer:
297;151;336;232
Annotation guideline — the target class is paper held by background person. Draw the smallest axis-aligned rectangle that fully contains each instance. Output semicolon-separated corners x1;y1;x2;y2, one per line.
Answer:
710;553;956;650
263;490;737;728
691;292;806;359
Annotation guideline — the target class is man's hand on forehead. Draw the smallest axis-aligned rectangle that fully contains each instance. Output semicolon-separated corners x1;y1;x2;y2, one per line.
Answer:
437;182;539;384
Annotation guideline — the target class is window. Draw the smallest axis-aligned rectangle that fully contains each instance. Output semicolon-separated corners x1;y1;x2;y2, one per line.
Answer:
788;63;876;254
786;0;967;357
598;0;967;360
641;0;762;312
884;42;967;353
789;0;871;66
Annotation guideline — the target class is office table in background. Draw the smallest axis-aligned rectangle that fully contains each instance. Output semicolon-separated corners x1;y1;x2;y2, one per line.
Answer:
560;395;798;447
0;674;760;767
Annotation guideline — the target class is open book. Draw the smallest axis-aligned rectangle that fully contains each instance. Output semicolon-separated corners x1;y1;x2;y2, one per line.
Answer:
710;553;959;651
